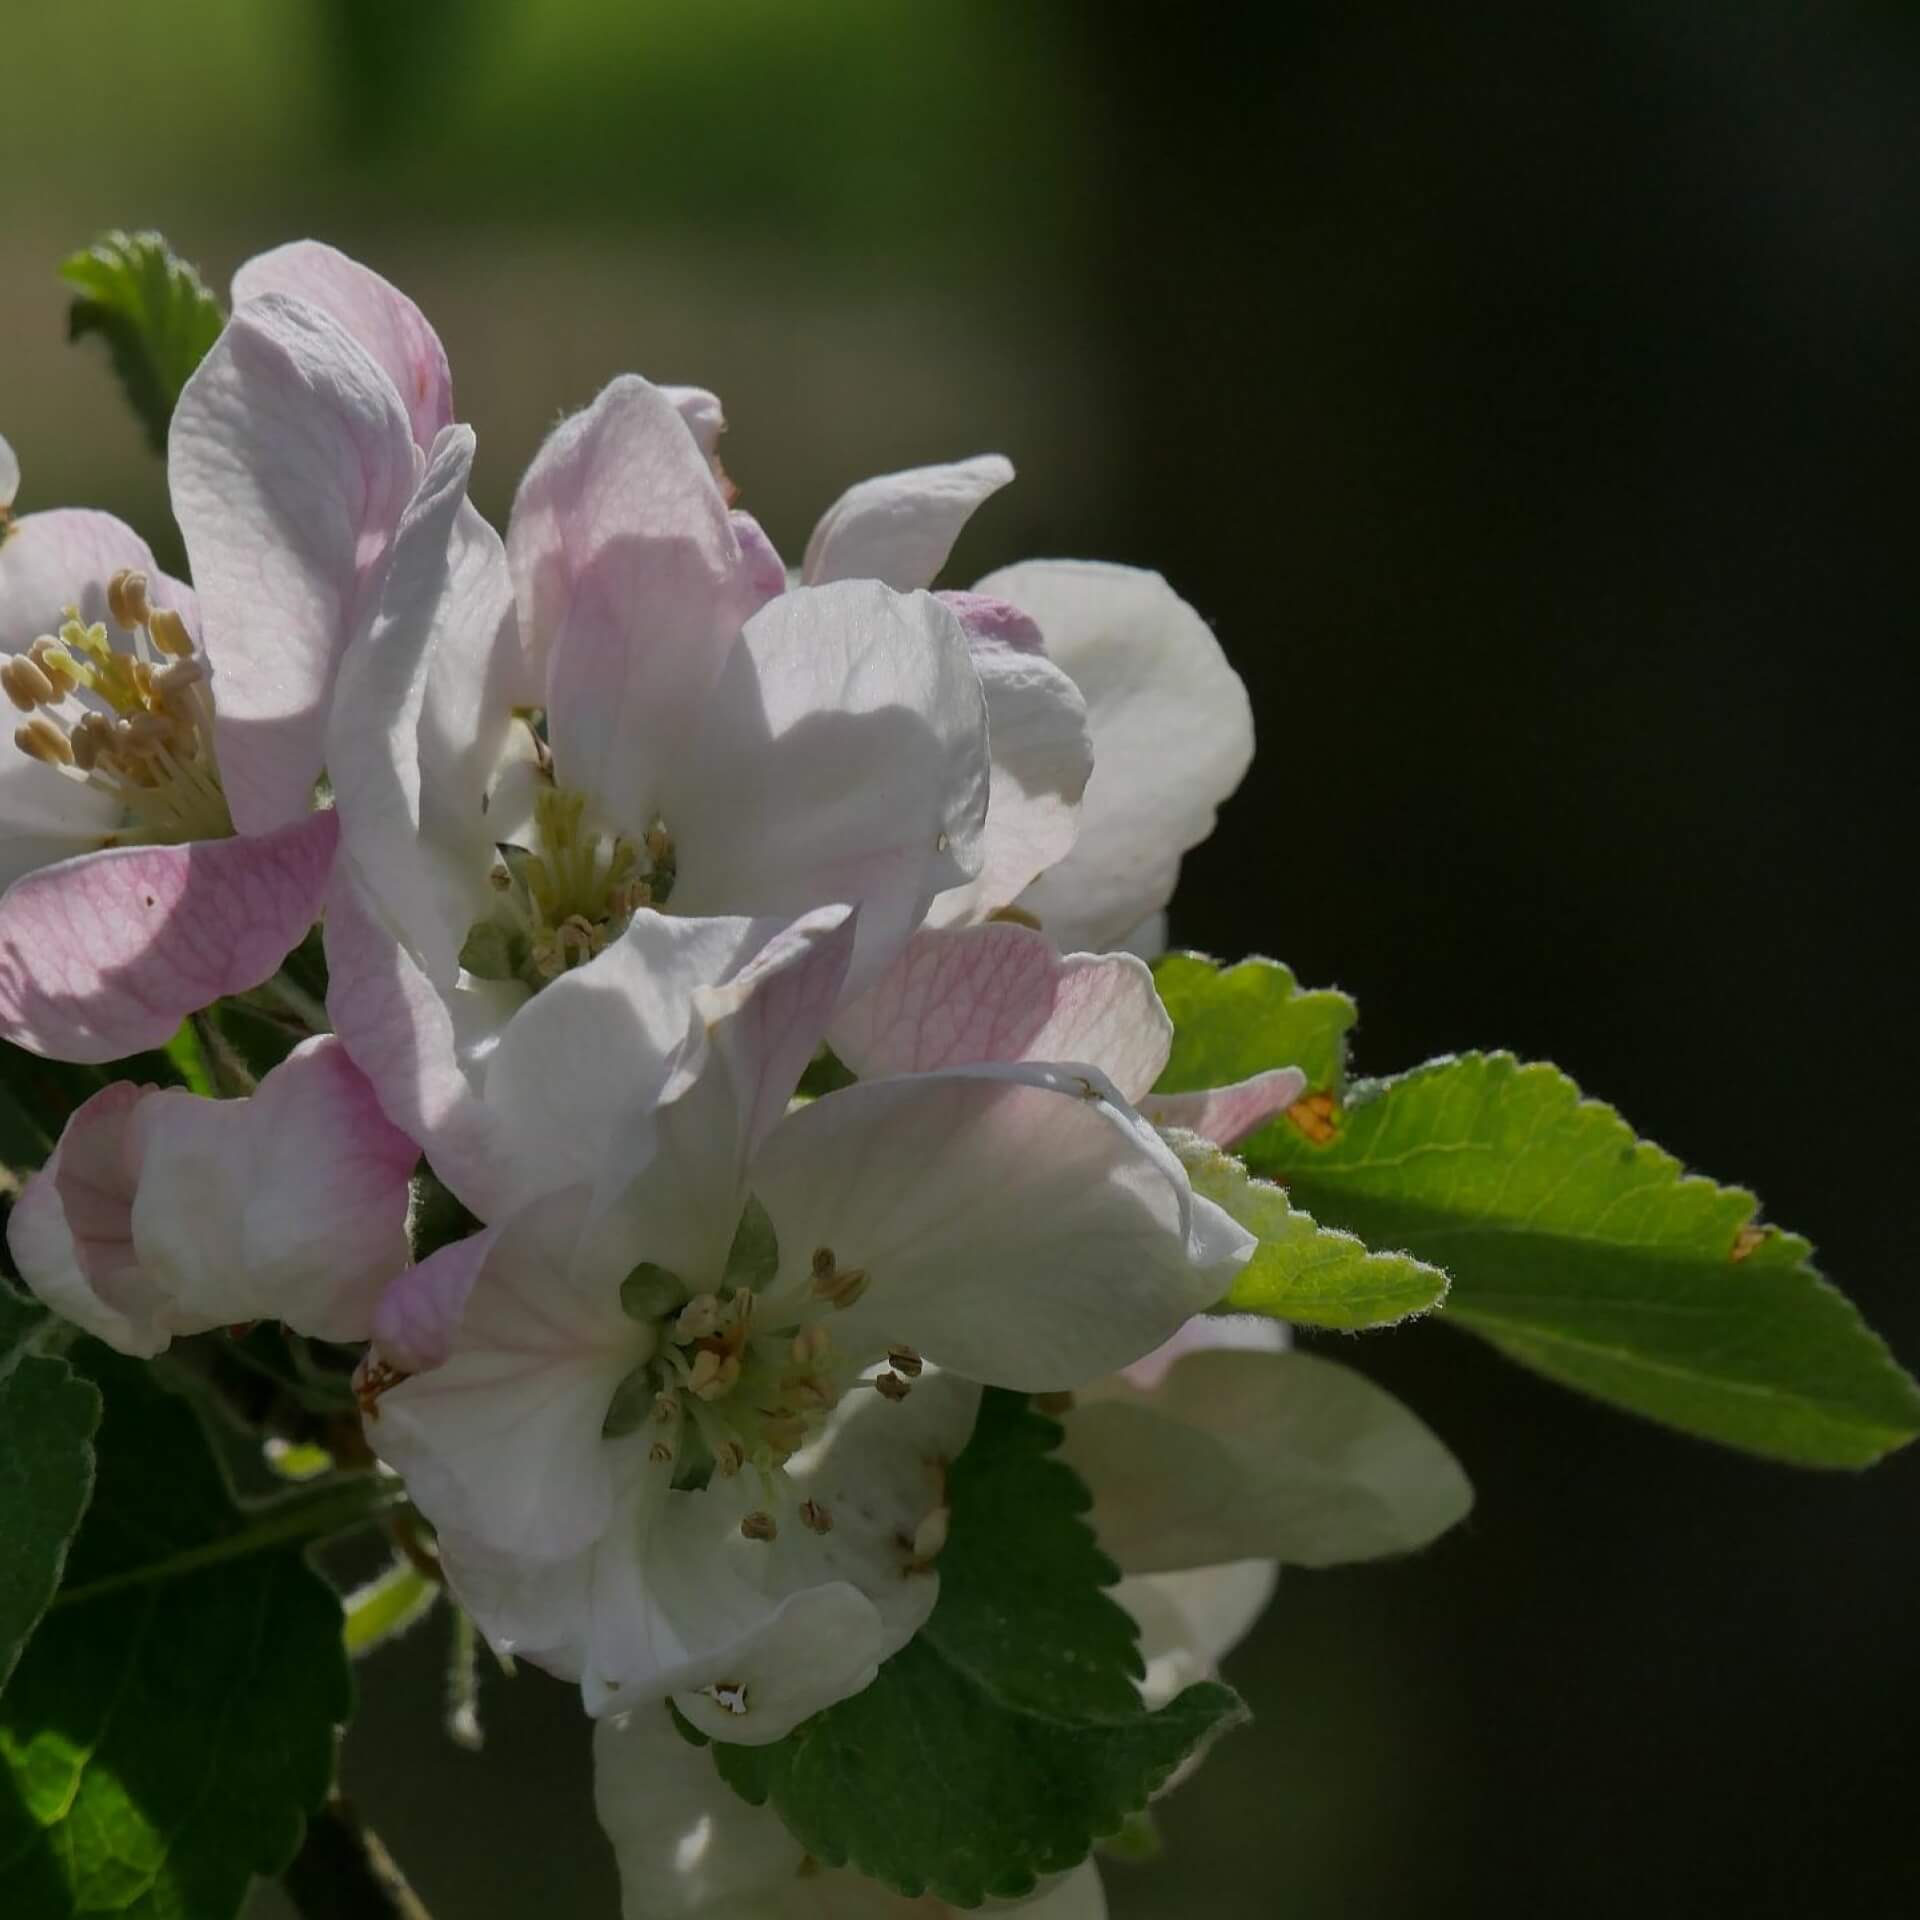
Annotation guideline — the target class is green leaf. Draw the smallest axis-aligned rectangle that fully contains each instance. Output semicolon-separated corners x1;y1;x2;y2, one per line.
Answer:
0;1289;99;1692
712;1392;1244;1904
162;1023;213;1098
0;1351;356;1917
1250;1053;1920;1467
1179;1137;1446;1328
60;232;225;456
722;1194;779;1292
1152;952;1356;1099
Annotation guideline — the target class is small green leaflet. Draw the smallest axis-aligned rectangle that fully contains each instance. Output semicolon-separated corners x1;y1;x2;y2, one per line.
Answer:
1251;1053;1920;1468
0;1288;99;1693
1152;953;1356;1099
1179;1138;1446;1328
711;1393;1244;1904
61;232;225;456
0;1351;353;1918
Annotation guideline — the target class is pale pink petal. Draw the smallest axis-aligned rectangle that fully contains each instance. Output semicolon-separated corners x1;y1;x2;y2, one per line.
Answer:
128;1036;416;1341
0;758;123;892
802;454;1013;590
1140;1067;1309;1150
728;509;788;609
923;598;1092;930
981;561;1254;952
6;1081;161;1355
373;1224;502;1374
660;385;725;463
831;923;1170;1103
506;376;758;830
752;1063;1252;1391
323;861;502;1213
0;811;337;1062
327;425;522;978
232;240;454;452
0;507;196;657
170;294;420;833
664;582;988;995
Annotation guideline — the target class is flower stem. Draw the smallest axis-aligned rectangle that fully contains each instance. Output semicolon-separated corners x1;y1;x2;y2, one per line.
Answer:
281;1795;434;1920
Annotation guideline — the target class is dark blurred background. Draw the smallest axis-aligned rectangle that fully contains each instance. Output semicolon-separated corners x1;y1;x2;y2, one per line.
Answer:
7;3;1915;1913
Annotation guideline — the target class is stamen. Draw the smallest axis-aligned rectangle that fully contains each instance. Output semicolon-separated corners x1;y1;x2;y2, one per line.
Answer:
887;1346;924;1378
740;1510;778;1542
14;717;73;765
799;1500;834;1535
875;1371;912;1403
148;608;194;657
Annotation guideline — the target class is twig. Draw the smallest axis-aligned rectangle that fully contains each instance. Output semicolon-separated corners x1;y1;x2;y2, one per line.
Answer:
281;1794;433;1920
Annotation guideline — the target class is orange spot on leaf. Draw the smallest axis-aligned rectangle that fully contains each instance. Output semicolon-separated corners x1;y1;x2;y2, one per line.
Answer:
1286;1090;1340;1145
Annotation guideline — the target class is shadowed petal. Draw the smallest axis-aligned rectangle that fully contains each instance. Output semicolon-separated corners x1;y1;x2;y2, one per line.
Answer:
803;454;1013;590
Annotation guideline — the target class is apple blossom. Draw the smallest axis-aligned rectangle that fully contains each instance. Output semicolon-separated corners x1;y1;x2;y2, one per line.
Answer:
5;1035;416;1357
0;247;455;1062
362;904;1253;1740
322;379;1027;1214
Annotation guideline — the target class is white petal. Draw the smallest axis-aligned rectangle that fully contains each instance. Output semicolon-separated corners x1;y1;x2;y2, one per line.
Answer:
665;582;988;994
328;425;522;978
507;376;757;831
1115;1561;1278;1710
980;562;1253;952
371;1189;641;1561
1062;1345;1473;1575
752;1065;1252;1390
231;240;454;452
922;597;1092;929
830;924;1170;1103
1139;1067;1308;1150
0;758;122;892
170;294;420;833
803;455;1013;591
0;433;17;509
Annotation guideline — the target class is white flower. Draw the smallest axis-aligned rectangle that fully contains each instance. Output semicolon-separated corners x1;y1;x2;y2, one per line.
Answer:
323;393;1028;1217
363;905;1252;1740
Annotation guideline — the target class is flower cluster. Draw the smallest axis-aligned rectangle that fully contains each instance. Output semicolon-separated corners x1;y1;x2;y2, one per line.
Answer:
2;244;1465;1917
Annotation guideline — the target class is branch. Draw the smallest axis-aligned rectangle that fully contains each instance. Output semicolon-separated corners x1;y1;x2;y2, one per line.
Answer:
282;1795;434;1920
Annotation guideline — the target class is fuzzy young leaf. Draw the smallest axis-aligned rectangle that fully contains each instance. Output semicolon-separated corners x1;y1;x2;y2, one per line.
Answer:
711;1392;1244;1905
0;1288;99;1692
0;1351;354;1917
1178;1137;1446;1328
1252;1053;1920;1467
61;232;225;455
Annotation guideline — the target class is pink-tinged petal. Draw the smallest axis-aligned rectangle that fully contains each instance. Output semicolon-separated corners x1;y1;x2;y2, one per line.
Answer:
980;561;1254;953
660;384;725;463
328;425;522;977
1065;1346;1473;1575
372;1186;641;1562
752;1063;1253;1391
6;1081;162;1355
728;510;788;609
129;1036;416;1341
170;294;420;833
831;923;1170;1103
232;240;454;452
665;582;989;995
323;861;502;1213
506;376;758;831
924;600;1092;929
0;811;337;1062
0;758;123;893
802;453;1014;590
1140;1067;1309;1150
0;508;196;658
373;1223;502;1374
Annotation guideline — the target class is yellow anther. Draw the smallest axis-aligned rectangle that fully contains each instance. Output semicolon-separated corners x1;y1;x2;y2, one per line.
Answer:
761;1415;806;1455
148;607;194;657
107;568;151;630
2;660;42;713
676;1294;722;1341
687;1349;740;1401
14;717;73;765
790;1325;832;1367
714;1439;747;1478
